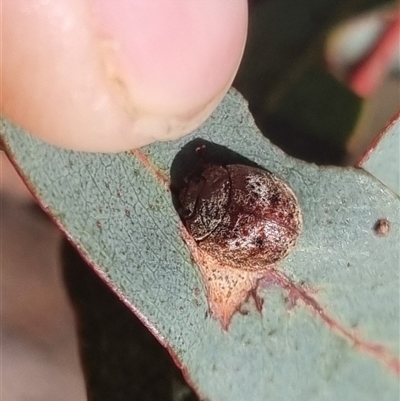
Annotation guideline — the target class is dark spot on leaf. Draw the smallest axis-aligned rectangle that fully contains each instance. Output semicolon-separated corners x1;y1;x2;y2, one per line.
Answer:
374;218;390;237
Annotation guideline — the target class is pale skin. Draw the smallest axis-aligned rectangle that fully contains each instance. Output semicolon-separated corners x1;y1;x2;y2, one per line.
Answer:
2;0;248;152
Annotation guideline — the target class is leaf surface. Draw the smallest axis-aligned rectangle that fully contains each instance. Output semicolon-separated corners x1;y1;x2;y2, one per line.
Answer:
1;90;399;401
358;112;400;196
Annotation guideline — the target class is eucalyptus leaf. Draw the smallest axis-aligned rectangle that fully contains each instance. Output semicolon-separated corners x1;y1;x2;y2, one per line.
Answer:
1;90;399;401
358;113;400;196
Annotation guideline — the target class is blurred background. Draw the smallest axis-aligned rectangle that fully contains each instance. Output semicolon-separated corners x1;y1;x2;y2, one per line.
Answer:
1;1;399;400
1;154;86;401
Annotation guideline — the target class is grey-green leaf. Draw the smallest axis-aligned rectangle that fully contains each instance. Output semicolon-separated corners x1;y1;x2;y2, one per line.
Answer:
358;113;400;196
1;90;399;401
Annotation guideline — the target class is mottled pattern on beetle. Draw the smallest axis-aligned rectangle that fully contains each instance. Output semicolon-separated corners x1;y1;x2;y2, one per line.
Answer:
180;164;302;271
180;165;231;241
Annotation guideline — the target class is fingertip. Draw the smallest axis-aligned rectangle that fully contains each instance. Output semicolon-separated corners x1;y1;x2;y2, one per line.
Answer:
2;0;248;152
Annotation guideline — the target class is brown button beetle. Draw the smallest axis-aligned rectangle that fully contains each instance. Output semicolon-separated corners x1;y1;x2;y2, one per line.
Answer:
179;163;302;271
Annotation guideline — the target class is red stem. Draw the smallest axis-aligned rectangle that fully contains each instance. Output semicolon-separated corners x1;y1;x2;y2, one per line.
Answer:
348;15;400;97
